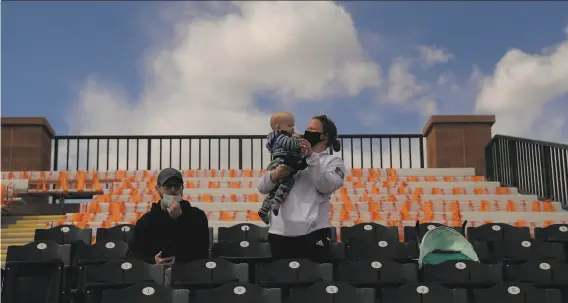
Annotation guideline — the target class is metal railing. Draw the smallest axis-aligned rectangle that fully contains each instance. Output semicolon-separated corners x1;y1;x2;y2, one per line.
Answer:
485;135;568;207
52;134;425;171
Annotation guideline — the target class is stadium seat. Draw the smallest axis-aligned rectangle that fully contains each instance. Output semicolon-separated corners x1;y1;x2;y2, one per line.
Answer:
505;260;568;288
340;223;400;244
211;241;271;263
496;240;566;263
344;240;417;263
473;283;562;303
404;222;464;243
255;259;332;289
381;283;468;303
170;258;248;291
289;281;375;303
35;224;93;246
336;259;418;287
82;259;165;303
2;241;71;303
101;282;190;303
422;260;502;287
95;224;135;243
217;223;268;243
191;282;281;303
534;224;568;243
75;241;129;266
467;223;531;243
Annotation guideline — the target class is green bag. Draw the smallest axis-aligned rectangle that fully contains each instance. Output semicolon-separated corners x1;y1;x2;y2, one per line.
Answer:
418;224;479;269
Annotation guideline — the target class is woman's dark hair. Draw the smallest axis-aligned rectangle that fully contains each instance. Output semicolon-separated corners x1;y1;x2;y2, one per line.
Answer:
313;115;341;152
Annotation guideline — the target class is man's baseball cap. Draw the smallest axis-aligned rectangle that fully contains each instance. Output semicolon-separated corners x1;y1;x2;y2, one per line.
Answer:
157;168;183;186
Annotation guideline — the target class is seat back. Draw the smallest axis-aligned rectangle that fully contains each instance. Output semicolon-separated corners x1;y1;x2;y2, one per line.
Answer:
192;282;281;303
101;282;189;303
217;224;269;243
255;259;332;288
171;258;248;290
96;225;135;243
290;281;374;303
2;241;71;303
76;241;129;265
336;260;418;287
340;223;399;244
212;241;271;262
473;283;562;303
383;283;468;303
422;260;502;287
534;224;568;243
35;224;92;245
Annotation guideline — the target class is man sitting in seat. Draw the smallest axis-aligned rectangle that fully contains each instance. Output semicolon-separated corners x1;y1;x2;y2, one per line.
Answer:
128;168;209;264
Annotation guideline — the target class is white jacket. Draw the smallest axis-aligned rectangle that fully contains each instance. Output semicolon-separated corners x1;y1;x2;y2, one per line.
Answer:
258;150;346;236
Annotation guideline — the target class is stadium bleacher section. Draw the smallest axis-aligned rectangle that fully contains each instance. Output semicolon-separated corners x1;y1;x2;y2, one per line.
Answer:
2;167;568;302
2;115;567;302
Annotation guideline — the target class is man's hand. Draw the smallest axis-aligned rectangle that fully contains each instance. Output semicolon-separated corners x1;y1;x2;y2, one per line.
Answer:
299;138;313;157
154;251;175;265
168;201;183;219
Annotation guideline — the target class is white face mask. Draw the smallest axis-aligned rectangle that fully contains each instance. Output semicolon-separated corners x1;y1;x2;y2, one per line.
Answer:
162;194;182;209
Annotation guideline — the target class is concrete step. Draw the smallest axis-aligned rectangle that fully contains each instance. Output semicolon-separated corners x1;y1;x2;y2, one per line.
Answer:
1;231;35;238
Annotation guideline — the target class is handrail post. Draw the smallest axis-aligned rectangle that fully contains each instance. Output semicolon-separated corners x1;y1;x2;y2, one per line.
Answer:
53;139;59;171
541;145;552;199
238;138;243;170
147;139;152;170
508;140;519;188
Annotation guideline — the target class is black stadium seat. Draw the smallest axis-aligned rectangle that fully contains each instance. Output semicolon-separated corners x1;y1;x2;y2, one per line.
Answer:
290;281;374;303
467;223;531;243
404;223;464;243
95;224;135;243
171;258;248;291
497;240;566;263
75;241;129;266
534;224;568;243
35;224;93;246
505;260;568;288
192;282;281;303
336;259;418;287
344;240;416;263
82;259;165;303
340;223;399;244
473;283;562;303
382;283;468;303
2;241;72;303
212;241;271;263
217;223;269;243
255;259;332;289
101;282;190;303
422;260;502;287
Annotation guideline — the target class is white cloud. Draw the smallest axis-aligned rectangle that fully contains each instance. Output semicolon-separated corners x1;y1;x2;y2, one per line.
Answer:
475;26;568;142
418;45;455;66
385;57;426;103
64;1;382;170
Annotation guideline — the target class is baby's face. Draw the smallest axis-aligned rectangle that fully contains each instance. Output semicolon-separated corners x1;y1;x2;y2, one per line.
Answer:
277;118;295;134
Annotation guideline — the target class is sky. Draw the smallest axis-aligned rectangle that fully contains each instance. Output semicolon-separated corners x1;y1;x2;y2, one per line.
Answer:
2;1;568;171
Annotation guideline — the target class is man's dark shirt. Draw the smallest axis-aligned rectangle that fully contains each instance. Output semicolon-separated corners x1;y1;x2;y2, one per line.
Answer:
127;200;210;263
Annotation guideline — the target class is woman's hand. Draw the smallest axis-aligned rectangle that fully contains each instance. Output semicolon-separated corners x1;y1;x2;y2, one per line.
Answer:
299;139;313;157
154;251;175;265
270;165;291;182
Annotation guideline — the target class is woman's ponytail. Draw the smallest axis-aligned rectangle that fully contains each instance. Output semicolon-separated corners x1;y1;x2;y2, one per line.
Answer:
332;139;341;152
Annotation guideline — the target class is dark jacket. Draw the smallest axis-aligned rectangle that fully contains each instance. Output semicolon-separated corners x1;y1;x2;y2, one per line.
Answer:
127;200;210;264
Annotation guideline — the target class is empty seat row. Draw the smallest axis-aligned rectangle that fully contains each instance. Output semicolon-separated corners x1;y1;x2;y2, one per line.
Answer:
67;281;568;303
4;249;568;303
38;222;568;246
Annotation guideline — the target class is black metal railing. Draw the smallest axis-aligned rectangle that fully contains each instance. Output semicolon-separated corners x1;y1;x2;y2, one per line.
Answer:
486;135;568;207
52;134;425;171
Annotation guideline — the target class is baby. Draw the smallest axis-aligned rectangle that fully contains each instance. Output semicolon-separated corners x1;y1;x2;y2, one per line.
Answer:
258;112;304;224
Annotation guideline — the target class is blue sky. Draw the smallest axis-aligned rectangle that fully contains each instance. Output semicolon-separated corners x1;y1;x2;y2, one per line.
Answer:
3;1;568;142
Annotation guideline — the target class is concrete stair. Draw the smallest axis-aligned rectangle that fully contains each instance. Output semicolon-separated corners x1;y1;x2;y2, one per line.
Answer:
1;215;63;267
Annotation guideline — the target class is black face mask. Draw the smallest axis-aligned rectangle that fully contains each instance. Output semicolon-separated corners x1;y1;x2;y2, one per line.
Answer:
303;130;324;146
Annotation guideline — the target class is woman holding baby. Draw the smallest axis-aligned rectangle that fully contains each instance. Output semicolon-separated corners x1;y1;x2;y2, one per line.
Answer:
257;114;345;263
